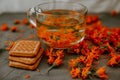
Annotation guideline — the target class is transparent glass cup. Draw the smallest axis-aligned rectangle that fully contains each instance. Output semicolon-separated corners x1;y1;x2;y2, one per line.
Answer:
27;1;87;49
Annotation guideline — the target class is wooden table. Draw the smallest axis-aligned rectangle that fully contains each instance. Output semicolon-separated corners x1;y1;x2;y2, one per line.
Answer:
0;13;120;80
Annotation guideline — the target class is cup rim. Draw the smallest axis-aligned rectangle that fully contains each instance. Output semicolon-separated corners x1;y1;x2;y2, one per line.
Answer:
34;1;88;15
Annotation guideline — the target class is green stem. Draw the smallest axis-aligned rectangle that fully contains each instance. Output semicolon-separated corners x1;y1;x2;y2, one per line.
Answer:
40;63;56;75
47;63;56;73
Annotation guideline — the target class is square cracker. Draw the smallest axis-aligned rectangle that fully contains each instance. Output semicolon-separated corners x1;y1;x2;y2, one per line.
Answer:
9;48;44;65
9;40;40;57
9;55;43;70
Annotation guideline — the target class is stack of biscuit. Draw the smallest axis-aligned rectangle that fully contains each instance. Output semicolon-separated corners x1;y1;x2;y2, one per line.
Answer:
8;40;43;70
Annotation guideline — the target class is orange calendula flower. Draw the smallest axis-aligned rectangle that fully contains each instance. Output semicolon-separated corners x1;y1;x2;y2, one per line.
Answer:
107;55;117;67
107;44;116;54
69;59;78;68
81;67;90;79
85;59;93;67
11;26;17;32
45;48;53;56
48;56;55;65
44;49;64;74
111;10;117;16
56;50;64;58
0;23;9;31
54;57;62;66
22;18;29;25
117;55;120;63
76;56;86;63
44;57;62;74
14;19;20;24
96;67;108;80
70;68;80;78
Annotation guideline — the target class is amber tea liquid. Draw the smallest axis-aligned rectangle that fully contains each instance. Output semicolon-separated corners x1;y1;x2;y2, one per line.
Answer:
36;10;86;48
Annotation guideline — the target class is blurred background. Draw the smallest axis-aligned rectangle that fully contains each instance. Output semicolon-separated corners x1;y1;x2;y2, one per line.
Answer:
0;0;120;14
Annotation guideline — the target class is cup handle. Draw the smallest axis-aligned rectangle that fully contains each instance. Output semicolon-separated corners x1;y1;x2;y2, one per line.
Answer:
27;8;36;27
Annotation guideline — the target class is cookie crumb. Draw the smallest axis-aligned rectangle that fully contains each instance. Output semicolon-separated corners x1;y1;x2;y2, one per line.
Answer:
24;74;30;79
36;68;40;72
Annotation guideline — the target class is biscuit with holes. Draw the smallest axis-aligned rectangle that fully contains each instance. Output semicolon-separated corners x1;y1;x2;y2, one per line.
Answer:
9;40;40;57
9;48;43;65
9;56;42;70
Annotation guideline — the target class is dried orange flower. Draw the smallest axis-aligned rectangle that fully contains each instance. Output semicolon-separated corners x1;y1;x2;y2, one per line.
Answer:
107;55;117;67
69;59;78;68
14;19;20;24
54;57;62;66
48;56;55;65
0;23;9;31
22;18;29;25
111;10;117;16
56;50;64;58
45;48;53;56
81;67;90;79
76;56;86;63
70;68;80;78
96;67;108;80
11;26;17;32
117;55;120;63
44;56;63;74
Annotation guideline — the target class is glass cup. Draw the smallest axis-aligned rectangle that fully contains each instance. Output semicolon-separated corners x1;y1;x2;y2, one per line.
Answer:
27;1;87;49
